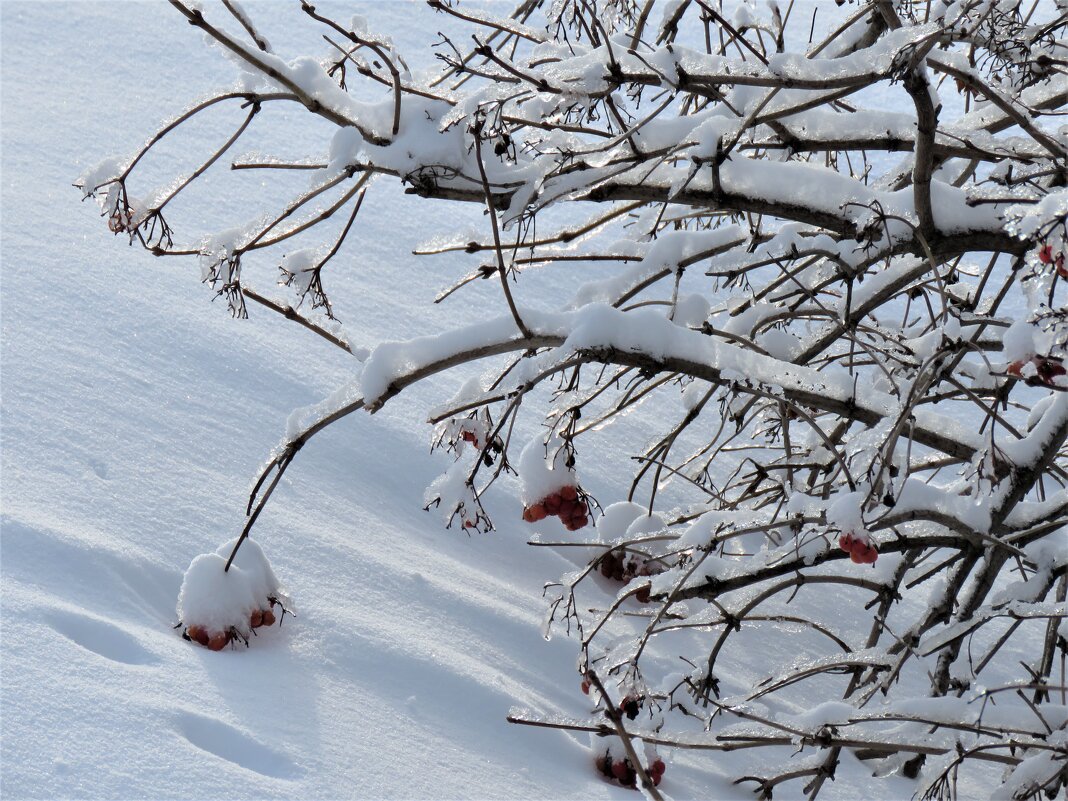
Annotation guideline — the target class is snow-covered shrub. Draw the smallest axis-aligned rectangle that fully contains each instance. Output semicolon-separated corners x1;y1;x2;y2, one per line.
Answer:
82;1;1067;797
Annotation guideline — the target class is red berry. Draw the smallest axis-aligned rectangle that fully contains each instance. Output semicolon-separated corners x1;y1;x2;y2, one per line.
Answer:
581;679;590;695
250;610;263;629
838;533;854;552
261;609;276;627
560;485;578;501
543;494;561;514
572;515;589;530
186;625;209;646
620;696;641;719
207;633;228;651
850;539;878;564
522;506;535;523
558;498;576;518
611;760;629;780
530;503;547;521
651;759;665;775
1010;357;1068;387
1037;358;1066;385
1039;245;1053;264
1056;254;1066;278
651;771;661;786
600;551;619;578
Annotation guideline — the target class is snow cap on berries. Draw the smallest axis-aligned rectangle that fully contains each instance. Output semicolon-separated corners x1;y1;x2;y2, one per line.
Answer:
595;501;645;542
215;537;284;605
177;553;259;635
518;434;578;507
1002;319;1037;363
827;491;866;539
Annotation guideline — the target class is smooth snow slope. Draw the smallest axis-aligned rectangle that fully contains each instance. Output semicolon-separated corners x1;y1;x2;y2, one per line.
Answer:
1;3;930;800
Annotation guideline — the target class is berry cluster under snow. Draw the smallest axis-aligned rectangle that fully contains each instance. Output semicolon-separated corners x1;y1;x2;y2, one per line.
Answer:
176;538;288;651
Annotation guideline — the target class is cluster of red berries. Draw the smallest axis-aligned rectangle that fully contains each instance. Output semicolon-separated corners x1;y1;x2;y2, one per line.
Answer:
250;607;277;629
839;532;878;564
598;550;662;602
1007;356;1067;388
1039;244;1067;278
594;750;666;789
522;485;590;530
184;602;277;651
184;625;236;651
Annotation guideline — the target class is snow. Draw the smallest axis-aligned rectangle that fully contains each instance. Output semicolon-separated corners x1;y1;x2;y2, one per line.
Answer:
4;1;1065;800
892;477;993;535
215;537;284;605
177;552;262;635
1001;392;1068;469
826;490;866;535
518;434;578;507
596;501;649;542
75;156;124;198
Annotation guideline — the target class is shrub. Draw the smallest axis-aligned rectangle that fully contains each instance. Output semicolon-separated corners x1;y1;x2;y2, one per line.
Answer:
80;1;1068;797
